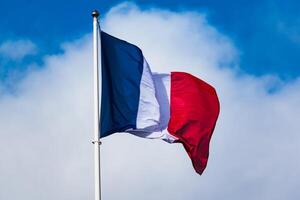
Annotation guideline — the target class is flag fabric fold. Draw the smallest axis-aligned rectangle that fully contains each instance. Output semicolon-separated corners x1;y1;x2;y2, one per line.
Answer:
100;31;220;175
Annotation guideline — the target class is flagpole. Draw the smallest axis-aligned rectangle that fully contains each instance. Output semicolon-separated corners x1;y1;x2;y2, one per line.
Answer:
92;10;102;200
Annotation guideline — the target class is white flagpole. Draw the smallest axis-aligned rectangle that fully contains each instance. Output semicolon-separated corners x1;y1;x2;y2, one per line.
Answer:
92;10;102;200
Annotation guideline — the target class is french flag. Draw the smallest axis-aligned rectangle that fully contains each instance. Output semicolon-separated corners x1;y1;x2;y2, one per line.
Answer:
100;32;220;175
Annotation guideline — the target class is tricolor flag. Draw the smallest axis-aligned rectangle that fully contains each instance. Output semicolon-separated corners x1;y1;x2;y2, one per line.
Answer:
100;32;220;175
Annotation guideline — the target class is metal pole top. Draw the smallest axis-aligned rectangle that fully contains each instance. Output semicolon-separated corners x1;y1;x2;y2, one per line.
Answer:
92;10;100;18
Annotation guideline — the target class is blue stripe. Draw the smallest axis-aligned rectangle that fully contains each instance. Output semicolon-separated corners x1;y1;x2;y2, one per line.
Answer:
100;32;143;138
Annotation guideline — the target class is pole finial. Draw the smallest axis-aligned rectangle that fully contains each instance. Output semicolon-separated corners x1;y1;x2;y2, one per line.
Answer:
92;10;100;18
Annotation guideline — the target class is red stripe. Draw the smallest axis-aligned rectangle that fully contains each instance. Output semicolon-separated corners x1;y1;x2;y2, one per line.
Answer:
168;72;220;175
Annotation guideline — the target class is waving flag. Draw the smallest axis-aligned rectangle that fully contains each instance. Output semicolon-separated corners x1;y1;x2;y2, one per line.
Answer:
100;31;220;175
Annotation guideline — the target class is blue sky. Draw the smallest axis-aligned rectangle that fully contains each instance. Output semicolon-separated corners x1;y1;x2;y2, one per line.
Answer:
1;0;300;82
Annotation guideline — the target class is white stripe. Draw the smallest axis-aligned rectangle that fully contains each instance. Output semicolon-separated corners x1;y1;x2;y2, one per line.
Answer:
127;59;177;143
153;73;177;143
135;58;160;130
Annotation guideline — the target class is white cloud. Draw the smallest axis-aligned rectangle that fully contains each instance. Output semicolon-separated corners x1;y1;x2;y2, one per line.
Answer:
0;2;300;200
0;39;37;60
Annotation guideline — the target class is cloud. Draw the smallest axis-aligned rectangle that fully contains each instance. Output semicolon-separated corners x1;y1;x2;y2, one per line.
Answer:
0;2;299;200
0;39;37;60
